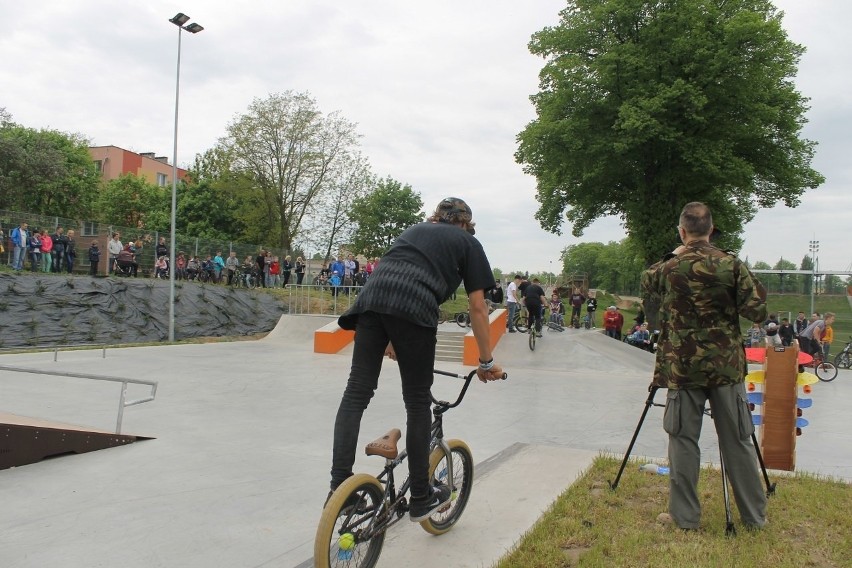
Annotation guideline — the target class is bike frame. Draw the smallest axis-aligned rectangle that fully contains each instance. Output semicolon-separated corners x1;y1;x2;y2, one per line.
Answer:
345;369;480;541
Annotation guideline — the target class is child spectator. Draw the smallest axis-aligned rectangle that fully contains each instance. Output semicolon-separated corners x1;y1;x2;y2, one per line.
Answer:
225;251;239;285
88;240;101;276
201;255;215;281
28;228;42;272
186;255;200;280
269;256;281;287
746;322;765;348
548;293;565;326
213;251;225;283
155;256;169;279
176;252;187;280
330;270;342;296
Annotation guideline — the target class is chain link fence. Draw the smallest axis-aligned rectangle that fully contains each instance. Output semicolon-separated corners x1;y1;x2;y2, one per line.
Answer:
0;209;335;281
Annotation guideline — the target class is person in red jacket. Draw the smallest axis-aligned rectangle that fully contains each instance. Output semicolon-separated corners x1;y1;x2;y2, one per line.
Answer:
603;306;620;339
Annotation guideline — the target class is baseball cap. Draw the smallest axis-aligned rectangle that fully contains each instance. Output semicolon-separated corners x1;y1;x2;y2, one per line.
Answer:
436;197;475;235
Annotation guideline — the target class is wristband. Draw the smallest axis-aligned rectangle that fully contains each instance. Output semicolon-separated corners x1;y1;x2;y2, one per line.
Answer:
479;358;494;371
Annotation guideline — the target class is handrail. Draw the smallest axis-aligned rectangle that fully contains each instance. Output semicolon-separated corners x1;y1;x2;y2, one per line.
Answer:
0;343;110;361
0;364;157;434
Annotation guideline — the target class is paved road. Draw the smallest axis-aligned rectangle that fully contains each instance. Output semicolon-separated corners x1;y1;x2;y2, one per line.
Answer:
1;315;849;568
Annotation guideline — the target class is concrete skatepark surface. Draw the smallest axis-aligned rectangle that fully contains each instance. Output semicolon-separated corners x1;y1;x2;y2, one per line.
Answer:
1;314;850;567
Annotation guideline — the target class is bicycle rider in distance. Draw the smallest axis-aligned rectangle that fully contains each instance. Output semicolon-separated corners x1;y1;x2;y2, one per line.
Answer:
523;277;547;337
327;197;505;523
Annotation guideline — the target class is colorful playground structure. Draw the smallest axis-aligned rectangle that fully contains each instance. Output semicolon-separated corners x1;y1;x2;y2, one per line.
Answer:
745;345;819;471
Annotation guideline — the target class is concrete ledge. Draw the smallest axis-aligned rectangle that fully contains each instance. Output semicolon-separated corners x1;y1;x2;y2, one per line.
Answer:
313;320;355;354
463;309;507;366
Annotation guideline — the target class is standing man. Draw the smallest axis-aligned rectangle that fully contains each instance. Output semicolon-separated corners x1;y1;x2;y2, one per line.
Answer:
51;226;66;273
107;233;123;275
505;274;522;333
793;311;807;338
641;202;767;531
64;229;77;273
488;278;504;307
327;197;505;521
586;292;598;328
10;222;28;271
569;287;586;326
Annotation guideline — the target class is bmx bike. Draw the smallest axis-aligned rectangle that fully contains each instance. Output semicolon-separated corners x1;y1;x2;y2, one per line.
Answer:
803;349;838;382
833;336;851;370
314;368;506;568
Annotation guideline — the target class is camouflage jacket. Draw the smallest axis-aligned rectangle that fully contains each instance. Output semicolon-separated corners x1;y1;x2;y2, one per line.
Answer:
640;240;767;390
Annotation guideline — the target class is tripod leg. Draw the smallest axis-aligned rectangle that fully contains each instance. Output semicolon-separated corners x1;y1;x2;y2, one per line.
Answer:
719;448;737;536
609;386;660;490
751;432;776;497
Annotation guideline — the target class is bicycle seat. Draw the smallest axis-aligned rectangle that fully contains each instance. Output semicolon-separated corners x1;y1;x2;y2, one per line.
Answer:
365;428;402;459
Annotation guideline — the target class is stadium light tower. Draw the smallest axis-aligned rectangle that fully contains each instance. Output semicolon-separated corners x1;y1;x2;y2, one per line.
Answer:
808;240;819;316
167;13;204;342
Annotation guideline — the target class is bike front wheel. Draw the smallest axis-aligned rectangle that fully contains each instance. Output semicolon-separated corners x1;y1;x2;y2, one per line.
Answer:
513;316;528;334
815;361;838;382
528;328;536;351
421;439;474;535
834;352;851;369
315;474;386;568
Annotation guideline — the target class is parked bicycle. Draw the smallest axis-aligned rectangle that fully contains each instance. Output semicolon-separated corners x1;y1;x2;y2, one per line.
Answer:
314;368;506;568
833;336;852;370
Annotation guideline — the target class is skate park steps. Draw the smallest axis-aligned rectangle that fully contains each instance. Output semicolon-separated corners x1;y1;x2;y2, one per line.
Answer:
0;412;150;470
436;330;465;363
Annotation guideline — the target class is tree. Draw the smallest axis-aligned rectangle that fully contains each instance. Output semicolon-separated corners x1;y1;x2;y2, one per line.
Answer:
306;152;372;261
349;176;424;258
0;124;99;218
800;254;814;296
516;0;824;266
94;174;168;229
218;91;363;253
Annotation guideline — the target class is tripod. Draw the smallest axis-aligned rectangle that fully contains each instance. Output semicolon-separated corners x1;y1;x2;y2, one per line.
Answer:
609;385;776;536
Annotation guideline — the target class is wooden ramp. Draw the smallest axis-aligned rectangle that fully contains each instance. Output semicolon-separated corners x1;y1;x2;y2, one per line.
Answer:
0;412;151;470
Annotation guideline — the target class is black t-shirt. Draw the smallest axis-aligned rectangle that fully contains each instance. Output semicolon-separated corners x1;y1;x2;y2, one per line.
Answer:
523;283;546;306
339;221;494;329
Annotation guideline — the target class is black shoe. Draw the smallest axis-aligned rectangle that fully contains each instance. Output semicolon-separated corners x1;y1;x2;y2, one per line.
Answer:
409;484;451;522
508;329;517;333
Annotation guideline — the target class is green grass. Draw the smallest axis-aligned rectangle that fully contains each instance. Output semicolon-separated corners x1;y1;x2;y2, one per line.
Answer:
496;456;851;568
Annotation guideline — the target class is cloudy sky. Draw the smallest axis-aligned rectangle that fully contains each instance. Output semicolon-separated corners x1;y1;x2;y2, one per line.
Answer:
2;0;849;274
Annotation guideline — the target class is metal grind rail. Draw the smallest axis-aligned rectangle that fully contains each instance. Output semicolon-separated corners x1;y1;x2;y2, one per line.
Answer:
0;365;157;434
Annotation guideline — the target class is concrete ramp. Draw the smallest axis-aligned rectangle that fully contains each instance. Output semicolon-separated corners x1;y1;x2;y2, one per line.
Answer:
261;314;338;346
493;328;654;375
0;412;149;470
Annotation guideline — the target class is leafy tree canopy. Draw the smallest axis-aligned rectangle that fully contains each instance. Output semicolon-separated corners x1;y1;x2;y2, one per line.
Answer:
94;173;168;230
350;176;424;258
516;0;824;266
0;121;99;218
217;91;364;253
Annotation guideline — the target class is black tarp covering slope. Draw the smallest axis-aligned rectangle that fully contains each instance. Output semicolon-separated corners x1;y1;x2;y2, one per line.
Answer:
0;273;285;348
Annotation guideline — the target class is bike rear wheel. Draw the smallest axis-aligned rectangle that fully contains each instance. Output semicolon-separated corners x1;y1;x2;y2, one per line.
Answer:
513;315;528;334
420;439;474;535
834;351;851;369
815;361;838;382
455;312;470;328
315;474;386;568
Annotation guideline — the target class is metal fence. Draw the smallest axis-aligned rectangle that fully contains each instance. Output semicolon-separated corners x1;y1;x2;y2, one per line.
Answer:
0;208;331;279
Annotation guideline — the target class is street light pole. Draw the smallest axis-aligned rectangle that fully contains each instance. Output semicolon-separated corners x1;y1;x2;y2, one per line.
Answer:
808;239;819;316
168;13;203;342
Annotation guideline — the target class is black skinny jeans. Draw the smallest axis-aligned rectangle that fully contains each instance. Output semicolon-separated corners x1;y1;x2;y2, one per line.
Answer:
331;311;436;498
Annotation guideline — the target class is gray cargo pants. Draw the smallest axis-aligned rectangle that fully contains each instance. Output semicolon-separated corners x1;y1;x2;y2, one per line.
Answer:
663;382;767;529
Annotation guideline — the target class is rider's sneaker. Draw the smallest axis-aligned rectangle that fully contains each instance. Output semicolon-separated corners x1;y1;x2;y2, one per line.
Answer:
409;484;452;522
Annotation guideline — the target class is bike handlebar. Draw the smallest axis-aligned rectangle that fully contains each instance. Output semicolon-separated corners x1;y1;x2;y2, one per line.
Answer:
430;369;508;410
